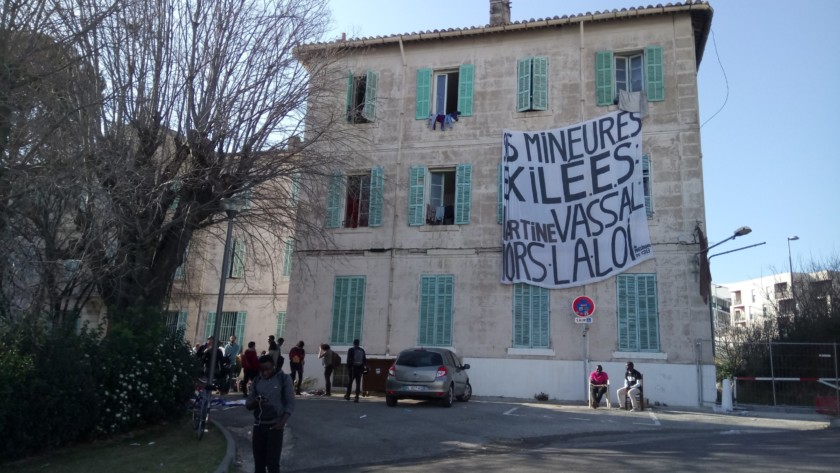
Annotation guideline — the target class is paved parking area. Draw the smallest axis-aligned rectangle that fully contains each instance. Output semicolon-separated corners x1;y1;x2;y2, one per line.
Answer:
212;394;831;472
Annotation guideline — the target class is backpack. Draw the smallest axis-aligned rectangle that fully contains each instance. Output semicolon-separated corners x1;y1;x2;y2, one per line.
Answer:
352;348;365;367
331;350;341;368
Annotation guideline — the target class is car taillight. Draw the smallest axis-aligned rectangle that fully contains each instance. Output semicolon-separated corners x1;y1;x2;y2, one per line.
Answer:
388;364;396;377
435;366;448;379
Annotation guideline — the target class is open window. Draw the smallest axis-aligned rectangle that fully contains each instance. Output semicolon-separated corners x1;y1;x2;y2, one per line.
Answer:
415;64;474;119
516;56;548;112
407;164;472;226
596;46;664;106
325;167;384;229
346;70;378;123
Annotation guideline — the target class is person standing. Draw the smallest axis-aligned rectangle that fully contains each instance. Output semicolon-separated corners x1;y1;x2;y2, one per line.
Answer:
589;365;609;408
616;361;643;411
240;341;260;396
288;341;306;395
318;343;337;396
246;355;294;473
344;339;366;403
224;335;242;391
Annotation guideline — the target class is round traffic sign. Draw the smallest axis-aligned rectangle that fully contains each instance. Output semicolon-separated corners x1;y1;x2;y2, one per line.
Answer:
572;296;595;317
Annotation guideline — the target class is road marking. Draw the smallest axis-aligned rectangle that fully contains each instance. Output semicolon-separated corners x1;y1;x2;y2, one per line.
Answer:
649;411;661;426
503;407;520;416
568;417;590;422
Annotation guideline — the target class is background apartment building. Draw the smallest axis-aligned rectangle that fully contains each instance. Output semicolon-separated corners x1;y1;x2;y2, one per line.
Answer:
287;1;715;407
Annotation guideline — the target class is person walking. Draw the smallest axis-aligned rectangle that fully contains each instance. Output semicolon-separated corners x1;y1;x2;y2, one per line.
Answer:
240;341;260;396
318;343;338;396
344;339;366;403
616;361;643;411
289;341;306;395
224;335;242;391
589;364;609;408
246;355;294;473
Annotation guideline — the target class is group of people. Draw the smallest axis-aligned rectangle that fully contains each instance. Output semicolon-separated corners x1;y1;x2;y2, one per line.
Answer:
589;361;644;411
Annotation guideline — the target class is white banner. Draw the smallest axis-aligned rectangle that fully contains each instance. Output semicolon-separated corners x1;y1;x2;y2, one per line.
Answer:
501;110;653;289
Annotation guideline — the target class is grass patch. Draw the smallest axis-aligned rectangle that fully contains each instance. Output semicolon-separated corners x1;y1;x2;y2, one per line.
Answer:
5;417;227;473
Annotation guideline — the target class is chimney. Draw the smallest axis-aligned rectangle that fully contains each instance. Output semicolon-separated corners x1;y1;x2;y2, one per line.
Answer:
489;0;511;26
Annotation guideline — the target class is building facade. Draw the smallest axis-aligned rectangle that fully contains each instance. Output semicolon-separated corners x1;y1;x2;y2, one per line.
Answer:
288;1;716;406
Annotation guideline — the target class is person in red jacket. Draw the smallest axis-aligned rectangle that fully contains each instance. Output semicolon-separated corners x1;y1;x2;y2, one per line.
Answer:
240;341;260;396
589;365;609;408
288;341;306;395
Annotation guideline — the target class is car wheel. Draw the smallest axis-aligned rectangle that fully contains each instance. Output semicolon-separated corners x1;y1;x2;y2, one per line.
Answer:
457;381;472;402
441;385;454;408
386;395;398;407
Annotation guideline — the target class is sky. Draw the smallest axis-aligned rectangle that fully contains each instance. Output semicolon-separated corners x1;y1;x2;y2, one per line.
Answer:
325;0;840;285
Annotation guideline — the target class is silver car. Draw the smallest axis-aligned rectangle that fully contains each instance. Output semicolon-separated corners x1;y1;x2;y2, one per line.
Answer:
385;347;472;408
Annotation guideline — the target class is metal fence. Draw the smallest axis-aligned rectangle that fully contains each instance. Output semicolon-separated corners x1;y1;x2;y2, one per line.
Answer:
732;342;839;414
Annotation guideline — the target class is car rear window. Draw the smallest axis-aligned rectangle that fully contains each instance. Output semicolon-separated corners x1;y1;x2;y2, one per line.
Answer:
397;351;443;367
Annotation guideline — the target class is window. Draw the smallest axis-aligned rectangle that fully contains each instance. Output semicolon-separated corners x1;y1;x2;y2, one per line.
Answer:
276;311;287;338
512;283;550;348
331;276;365;345
165;310;188;337
418;275;454;346
408;164;472;226
227;239;245;278
282;240;294;277
345;70;378;123
751;289;757;303
205;311;247;342
617;274;659;352
642;154;652;218
174;244;189;280
517;56;548;112
415;64;474;119
733;290;742;305
325;167;384;229
774;283;789;299
596;46;664;106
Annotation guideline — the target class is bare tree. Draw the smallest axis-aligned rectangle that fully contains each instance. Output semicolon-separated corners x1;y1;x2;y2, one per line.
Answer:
1;0;357;322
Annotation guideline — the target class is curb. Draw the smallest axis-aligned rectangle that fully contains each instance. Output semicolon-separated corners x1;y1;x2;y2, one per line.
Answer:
211;418;236;473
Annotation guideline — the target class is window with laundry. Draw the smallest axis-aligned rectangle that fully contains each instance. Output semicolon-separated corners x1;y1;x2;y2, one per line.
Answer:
516;56;548;112
325;167;384;228
407;163;472;226
415;64;474;120
595;46;664;106
345;70;378;123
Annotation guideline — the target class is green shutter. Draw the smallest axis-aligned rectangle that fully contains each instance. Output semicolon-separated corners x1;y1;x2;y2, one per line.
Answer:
416;68;432;119
516;57;532;112
454;163;472;225
174;244;188;280
290;173;300;207
532;56;548;111
177;310;188;333
170;181;181;210
617;274;659;352
643;154;652;217
326;172;343;228
331;276;366;345
457;64;474;117
638;275;659;351
408;165;426;226
512;284;549;348
362;70;378;121
497;162;503;225
276;311;287;338
345;70;354;122
645;45;664;102
230;239;245;278
418;275;454;346
368;166;384;227
282;239;294;276
205;312;216;339
596;50;614;106
235;311;247;344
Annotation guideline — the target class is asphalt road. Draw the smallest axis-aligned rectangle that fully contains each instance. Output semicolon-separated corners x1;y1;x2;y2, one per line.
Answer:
212;393;837;472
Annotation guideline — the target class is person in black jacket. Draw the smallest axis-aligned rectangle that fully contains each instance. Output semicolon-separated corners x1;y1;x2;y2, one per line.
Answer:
616;361;643;410
344;339;366;403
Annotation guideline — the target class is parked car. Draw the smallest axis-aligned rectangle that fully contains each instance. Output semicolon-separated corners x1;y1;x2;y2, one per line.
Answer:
385;347;471;408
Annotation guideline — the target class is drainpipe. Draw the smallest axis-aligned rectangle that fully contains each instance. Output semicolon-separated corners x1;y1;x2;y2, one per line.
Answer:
579;20;585;121
384;38;408;357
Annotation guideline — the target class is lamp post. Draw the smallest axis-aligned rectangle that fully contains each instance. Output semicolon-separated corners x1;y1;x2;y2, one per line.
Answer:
787;235;799;315
205;197;245;389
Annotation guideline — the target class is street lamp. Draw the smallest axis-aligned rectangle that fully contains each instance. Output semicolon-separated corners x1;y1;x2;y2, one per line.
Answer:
787;235;799;315
206;197;245;389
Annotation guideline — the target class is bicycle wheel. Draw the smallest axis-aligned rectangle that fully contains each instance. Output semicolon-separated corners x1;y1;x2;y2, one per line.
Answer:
196;398;209;440
191;392;203;432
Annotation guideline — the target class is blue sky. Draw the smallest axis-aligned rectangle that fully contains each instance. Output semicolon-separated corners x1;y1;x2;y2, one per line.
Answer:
326;0;840;285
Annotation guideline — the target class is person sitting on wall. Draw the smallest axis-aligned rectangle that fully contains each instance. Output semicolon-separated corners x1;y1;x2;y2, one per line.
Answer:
589;364;609;408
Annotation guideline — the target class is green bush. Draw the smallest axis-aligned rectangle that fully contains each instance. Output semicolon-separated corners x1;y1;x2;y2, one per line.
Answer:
0;308;197;462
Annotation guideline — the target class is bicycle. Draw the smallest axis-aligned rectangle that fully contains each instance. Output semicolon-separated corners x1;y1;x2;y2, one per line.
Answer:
191;380;212;440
